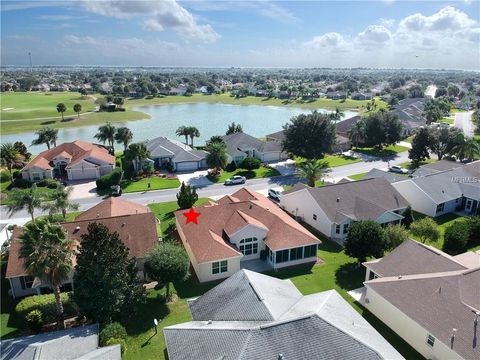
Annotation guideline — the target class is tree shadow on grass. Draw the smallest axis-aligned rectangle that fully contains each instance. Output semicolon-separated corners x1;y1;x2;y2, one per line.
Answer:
61;117;76;123
264;263;316;280
40;120;56;125
124;290;170;336
173;277;221;300
334;262;364;291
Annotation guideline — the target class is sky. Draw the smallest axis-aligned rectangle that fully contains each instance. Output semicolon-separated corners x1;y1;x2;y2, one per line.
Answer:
1;0;479;69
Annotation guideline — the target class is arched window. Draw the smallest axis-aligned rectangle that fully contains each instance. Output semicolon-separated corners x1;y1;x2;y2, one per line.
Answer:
239;237;258;255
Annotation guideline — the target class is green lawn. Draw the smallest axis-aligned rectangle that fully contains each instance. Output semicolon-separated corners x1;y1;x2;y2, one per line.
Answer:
398;159;437;171
323;154;361;167
0;185;56;206
438;117;454;125
353;144;409;158
207;166;280;183
349;172;368;181
404;136;414;144
121;177;181;193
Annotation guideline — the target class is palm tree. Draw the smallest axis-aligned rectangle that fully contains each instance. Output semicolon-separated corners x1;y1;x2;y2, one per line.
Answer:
296;159;331;187
126;143;150;174
95;122;117;153
187;126;200;147
56;103;67;121
7;184;44;222
73;103;82;118
42;185;79;220
205;142;228;174
226;122;243;135
32;128;51;149
19;219;75;329
0;143;25;182
115;127;133;152
45;127;58;147
206;135;225;146
451;136;480;162
329;107;345;121
348;121;366;148
176;126;189;145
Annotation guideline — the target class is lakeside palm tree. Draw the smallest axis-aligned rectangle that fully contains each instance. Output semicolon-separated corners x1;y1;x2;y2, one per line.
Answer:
206;135;225;146
95;122;117;153
187;126;200;147
7;184;44;222
31;127;58;149
329;107;344;121
46;127;58;147
176;126;189;145
0;143;25;182
451;136;480;162
126;142;150;174
115;127;133;152
296;159;331;187
56;103;67;121
206;142;228;174
42;184;79;220
73;103;82;118
20;219;75;329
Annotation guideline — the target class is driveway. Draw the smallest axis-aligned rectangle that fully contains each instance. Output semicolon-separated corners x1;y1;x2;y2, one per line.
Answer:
176;170;213;188
454;111;475;137
67;180;98;200
269;159;296;176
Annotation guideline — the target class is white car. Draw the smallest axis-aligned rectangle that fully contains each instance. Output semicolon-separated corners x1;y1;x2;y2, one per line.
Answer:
389;165;409;174
268;188;282;201
224;175;246;185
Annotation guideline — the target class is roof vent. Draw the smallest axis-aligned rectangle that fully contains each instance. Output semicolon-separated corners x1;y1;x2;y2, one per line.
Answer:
336;198;340;202
278;355;284;360
96;213;100;218
75;226;80;231
266;207;269;211
122;223;126;227
249;204;253;209
207;320;212;325
398;275;402;279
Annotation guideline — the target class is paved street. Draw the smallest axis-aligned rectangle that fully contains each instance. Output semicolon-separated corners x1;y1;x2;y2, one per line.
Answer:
454;111;475;137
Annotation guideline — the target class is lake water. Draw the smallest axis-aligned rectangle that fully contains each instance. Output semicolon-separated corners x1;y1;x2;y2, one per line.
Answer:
1;103;357;154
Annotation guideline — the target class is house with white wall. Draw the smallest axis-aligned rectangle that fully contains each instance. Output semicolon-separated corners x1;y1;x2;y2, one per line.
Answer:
175;188;320;283
392;161;480;217
222;132;288;164
280;178;409;244
21;140;115;182
362;240;480;360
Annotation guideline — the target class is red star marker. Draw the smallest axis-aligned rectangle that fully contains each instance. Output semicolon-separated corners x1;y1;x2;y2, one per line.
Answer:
183;207;201;224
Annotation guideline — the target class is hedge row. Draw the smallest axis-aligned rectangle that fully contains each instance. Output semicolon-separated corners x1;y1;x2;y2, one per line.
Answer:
96;168;123;190
15;292;78;324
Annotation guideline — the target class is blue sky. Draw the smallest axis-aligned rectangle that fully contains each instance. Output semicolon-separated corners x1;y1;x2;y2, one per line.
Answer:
1;1;479;68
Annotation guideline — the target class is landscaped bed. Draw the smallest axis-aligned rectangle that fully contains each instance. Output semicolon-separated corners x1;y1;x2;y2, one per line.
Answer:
352;144;409;158
207;166;280;183
121;177;181;193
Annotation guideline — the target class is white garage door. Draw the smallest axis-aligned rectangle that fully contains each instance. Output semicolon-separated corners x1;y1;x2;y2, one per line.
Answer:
176;162;199;172
69;167;98;180
262;152;281;162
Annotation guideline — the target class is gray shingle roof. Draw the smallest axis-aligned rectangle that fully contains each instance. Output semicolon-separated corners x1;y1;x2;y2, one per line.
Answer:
363;168;407;183
165;270;404;360
389;98;426;130
145;137;207;163
412;159;480;178
221;132;282;157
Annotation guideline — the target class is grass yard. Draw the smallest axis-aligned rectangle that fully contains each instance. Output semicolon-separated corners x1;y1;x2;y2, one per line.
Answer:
348;172;368;181
121;177;181;193
0;185;56;206
404;136;414;144
207;166;280;183
323;154;361;167
398;158;437;171
353;144;409;158
438;117;454;125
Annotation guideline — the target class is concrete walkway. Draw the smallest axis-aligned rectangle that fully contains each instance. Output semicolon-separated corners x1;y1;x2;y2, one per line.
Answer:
348;286;367;306
454;111;475;137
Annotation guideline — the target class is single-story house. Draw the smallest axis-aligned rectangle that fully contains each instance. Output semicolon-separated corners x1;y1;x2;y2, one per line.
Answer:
169;85;187;96
280;178;409;244
351;92;373;100
175;188;321;283
362;168;408;183
326;91;347;100
21;140;115;182
392;161;480;217
222;132;288;164
363;240;480;360
6;197;158;298
144;137;208;172
389;98;427;136
0;324;121;360
164;269;404;360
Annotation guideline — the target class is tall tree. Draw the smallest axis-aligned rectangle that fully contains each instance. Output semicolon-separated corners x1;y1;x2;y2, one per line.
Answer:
428;126;463;160
451;136;480;162
206;135;225;146
344;220;386;264
42;184;79;220
73;103;82;118
125;142;150;174
114;127;133;152
113;96;124;109
408;127;431;167
176;126;189;145
144;242;190;301
7;184;43;221
19;219;75;329
422;99;444;124
95;122;117;153
56;103;67;121
14;141;31;161
361;111;403;148
410;218;440;244
32;128;52;150
283;111;336;159
348;121;366;147
73;223;144;324
187;126;200;147
0;143;25;182
176;182;198;210
295;159;331;187
226;122;243;135
205;142;228;173
45;127;59;148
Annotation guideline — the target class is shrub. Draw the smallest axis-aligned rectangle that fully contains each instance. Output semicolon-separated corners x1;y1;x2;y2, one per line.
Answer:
142;162;154;176
37;178;60;189
16;292;77;324
384;224;409;250
443;221;470;255
12;177;30;189
410;217;440;243
105;337;127;355
96;168;123;190
225;161;237;172
100;322;127;346
26;309;43;332
240;157;261;170
465;216;480;246
0;170;11;183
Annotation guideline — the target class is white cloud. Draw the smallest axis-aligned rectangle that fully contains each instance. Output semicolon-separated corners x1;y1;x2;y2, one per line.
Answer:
304;32;348;50
81;0;220;43
356;25;392;47
399;6;475;32
379;18;395;28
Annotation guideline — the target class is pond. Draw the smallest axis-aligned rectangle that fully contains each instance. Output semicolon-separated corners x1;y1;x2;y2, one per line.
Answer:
1;103;357;154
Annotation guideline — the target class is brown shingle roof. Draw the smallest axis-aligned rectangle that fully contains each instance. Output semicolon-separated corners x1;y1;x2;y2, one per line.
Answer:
23;140;114;171
175;188;320;264
75;197;150;221
5;227;27;278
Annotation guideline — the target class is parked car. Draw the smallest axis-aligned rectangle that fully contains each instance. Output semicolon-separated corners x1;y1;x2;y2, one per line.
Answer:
224;175;246;185
268;188;282;201
389;165;409;174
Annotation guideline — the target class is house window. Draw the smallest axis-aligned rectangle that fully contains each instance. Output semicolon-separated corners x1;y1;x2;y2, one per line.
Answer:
436;203;445;214
335;224;341;234
303;244;317;258
239;237;258;256
290;247;303;261
313;214;317;221
343;223;349;234
20;275;35;290
276;249;290;263
426;334;435;347
32;173;42;181
212;260;228;275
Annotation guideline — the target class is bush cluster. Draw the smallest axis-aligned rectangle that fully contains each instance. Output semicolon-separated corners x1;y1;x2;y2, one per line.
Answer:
26;309;43;332
100;322;128;354
37;178;60;189
239;157;261;170
16;292;78;324
96;168;123;190
105;338;127;355
12;177;30;189
0;170;11;183
443;216;480;255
